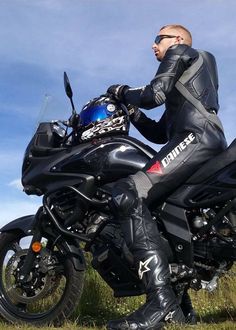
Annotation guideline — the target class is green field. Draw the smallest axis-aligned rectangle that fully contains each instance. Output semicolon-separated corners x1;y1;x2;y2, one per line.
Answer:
0;265;236;330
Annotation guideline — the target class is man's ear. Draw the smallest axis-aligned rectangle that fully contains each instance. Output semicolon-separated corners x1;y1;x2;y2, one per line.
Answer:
177;36;184;44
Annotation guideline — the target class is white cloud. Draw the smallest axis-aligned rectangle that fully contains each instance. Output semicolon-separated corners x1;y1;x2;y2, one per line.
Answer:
8;178;23;191
0;150;24;174
0;200;41;228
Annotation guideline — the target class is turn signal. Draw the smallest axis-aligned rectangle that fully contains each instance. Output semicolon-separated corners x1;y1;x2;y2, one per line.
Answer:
32;241;42;253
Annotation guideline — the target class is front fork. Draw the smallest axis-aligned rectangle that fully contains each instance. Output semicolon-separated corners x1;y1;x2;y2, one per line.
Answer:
18;207;44;283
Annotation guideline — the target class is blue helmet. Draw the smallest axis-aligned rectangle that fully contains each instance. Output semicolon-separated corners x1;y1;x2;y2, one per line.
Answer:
79;95;130;141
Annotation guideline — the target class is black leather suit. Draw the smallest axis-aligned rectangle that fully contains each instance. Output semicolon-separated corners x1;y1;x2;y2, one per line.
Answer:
107;44;227;329
114;43;227;250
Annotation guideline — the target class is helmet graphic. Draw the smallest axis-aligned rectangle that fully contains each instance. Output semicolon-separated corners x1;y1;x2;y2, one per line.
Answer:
79;95;130;141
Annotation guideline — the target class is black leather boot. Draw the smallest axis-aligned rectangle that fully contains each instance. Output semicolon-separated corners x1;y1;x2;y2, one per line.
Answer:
180;290;197;325
107;250;185;330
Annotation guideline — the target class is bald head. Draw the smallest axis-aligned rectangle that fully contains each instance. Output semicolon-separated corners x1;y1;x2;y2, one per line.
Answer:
152;24;193;61
160;24;192;46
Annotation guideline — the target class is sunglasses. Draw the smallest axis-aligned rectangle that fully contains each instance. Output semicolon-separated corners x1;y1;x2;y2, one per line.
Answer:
154;35;179;44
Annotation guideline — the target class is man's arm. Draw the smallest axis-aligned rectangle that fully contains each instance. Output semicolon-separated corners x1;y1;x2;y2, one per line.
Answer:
131;110;168;144
123;44;198;109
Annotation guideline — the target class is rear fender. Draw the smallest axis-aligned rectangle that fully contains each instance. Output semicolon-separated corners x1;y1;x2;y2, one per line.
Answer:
0;214;86;271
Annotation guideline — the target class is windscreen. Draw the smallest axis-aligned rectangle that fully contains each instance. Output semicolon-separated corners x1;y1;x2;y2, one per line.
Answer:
35;94;71;126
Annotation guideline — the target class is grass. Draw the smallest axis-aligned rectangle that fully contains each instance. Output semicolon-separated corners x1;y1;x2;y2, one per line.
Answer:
0;263;236;330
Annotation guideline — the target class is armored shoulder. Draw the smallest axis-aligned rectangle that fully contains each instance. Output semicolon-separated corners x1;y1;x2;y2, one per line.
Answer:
150;45;199;105
158;44;199;74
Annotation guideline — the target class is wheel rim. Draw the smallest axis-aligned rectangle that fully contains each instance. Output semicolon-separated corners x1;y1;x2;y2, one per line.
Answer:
0;234;69;320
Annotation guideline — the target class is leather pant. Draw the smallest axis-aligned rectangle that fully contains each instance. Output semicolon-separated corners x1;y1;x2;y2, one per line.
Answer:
112;123;227;254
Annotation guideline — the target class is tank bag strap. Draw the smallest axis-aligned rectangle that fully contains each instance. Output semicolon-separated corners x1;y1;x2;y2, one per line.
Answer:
175;54;224;133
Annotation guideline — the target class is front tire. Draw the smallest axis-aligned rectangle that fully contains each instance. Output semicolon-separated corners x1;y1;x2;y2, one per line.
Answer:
0;231;85;326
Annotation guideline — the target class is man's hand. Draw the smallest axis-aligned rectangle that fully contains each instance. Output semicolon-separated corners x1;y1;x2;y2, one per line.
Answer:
126;104;141;122
106;84;129;102
126;104;137;115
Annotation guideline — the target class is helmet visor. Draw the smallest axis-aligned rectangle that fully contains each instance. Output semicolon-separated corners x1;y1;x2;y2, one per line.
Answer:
80;104;113;126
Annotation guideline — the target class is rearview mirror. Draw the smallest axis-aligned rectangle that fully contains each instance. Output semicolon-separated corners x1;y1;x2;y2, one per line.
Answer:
64;72;73;99
64;72;76;114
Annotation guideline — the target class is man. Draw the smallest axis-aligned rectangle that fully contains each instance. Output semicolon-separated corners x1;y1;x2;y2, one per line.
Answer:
106;24;227;330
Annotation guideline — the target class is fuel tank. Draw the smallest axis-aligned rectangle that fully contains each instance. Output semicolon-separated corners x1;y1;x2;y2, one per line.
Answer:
22;135;155;195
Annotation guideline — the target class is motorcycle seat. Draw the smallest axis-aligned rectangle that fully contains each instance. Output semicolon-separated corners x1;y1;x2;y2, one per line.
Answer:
186;138;236;184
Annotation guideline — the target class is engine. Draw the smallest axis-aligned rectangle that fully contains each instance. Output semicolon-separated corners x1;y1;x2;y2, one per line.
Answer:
187;208;236;260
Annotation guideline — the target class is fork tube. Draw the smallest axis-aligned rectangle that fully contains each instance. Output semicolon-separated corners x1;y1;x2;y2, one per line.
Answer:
18;207;43;282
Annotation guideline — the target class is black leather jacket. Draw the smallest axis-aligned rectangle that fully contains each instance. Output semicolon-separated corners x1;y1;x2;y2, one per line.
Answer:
123;44;222;144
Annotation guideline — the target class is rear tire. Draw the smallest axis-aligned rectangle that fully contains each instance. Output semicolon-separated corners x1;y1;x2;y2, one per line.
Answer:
0;231;85;326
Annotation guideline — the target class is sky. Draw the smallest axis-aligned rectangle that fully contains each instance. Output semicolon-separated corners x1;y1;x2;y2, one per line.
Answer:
0;0;235;227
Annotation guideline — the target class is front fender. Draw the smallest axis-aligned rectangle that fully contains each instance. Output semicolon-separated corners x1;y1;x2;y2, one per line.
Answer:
0;214;86;271
61;240;86;271
0;215;35;235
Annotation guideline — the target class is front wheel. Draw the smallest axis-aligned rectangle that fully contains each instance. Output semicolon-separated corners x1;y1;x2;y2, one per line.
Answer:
0;231;85;326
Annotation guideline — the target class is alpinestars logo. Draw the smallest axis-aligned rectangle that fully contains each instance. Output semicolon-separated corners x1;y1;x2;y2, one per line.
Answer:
164;310;176;322
138;256;155;279
161;132;196;168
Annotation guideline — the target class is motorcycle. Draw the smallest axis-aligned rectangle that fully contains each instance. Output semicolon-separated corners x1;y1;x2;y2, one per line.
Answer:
0;73;236;326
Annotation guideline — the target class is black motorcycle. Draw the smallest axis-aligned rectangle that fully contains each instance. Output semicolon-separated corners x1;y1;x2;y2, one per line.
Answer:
0;73;236;326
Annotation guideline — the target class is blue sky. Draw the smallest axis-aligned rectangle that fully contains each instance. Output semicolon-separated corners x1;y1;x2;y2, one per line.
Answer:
0;0;235;226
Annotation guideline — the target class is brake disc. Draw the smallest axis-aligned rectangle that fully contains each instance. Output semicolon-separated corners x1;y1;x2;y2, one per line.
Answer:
5;248;60;304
